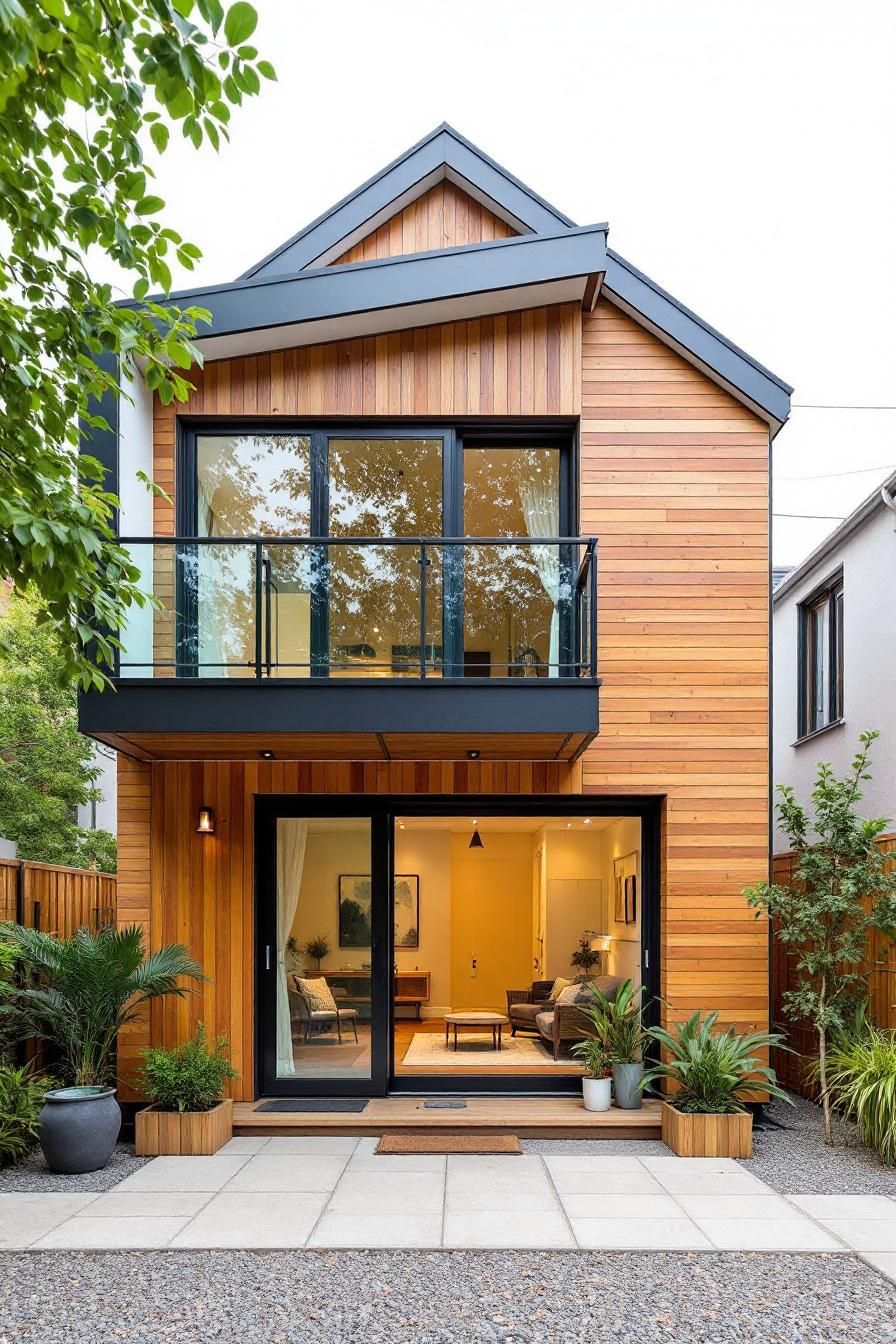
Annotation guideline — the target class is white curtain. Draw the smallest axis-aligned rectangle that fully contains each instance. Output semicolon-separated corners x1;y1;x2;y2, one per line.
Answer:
276;819;308;1075
518;476;561;675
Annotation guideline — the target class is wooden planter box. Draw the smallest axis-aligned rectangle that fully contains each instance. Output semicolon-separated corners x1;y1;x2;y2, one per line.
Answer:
661;1101;752;1158
135;1099;233;1156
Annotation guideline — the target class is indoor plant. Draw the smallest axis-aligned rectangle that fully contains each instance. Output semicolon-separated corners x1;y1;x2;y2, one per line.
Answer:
570;1033;612;1111
642;1010;791;1157
1;923;204;1172
303;934;331;973
136;1022;238;1155
570;932;600;980
581;977;648;1110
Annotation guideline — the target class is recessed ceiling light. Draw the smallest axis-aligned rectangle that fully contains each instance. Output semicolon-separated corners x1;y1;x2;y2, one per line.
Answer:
583;818;592;825
399;822;405;829
566;822;573;829
466;749;480;759
260;750;275;760
471;818;478;826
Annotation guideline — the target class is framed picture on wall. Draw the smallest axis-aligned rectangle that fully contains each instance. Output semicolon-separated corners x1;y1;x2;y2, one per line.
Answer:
614;862;625;923
338;875;372;948
338;874;420;949
624;874;637;925
393;875;419;949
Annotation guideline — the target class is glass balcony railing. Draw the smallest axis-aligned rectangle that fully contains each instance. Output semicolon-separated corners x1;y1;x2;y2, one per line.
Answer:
115;537;598;681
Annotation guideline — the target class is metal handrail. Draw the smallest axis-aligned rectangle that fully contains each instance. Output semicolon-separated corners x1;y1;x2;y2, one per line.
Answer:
119;535;596;546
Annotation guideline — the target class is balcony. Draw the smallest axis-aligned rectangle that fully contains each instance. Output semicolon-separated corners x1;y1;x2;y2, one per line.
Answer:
79;536;600;762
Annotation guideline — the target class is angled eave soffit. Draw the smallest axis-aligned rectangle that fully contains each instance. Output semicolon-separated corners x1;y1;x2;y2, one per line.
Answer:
143;123;792;433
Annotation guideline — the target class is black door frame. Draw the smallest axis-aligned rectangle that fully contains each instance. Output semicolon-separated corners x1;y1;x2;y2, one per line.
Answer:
254;793;662;1098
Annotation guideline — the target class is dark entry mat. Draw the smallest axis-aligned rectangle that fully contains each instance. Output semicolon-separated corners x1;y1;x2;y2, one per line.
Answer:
255;1099;369;1113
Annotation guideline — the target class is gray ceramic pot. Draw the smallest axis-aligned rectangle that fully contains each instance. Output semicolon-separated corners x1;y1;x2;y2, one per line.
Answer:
612;1062;644;1110
39;1087;121;1174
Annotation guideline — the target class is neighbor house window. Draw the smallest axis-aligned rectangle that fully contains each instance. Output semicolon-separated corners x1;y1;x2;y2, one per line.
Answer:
799;576;843;737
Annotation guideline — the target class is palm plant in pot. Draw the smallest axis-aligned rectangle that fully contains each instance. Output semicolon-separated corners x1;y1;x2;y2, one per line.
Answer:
570;1032;613;1111
580;978;648;1110
1;923;204;1173
642;1010;791;1157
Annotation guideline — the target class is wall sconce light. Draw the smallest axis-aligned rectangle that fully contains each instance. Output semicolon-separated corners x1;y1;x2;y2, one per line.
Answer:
197;807;216;835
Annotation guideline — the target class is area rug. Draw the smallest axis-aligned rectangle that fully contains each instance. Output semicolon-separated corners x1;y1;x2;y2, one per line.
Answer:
401;1032;574;1068
255;1099;369;1113
376;1134;522;1155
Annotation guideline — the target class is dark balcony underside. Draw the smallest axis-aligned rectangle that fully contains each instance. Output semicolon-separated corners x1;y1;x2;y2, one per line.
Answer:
80;680;599;763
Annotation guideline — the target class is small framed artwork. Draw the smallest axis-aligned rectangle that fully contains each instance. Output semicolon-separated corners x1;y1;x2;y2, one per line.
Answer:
393;874;420;949
614;861;625;923
624;874;637;925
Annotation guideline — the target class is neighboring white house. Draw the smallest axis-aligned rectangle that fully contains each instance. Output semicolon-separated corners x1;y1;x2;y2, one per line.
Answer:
773;470;896;852
76;741;118;836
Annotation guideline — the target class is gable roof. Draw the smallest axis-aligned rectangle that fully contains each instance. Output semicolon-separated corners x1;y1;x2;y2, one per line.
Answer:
773;469;896;604
234;124;792;433
240;124;574;279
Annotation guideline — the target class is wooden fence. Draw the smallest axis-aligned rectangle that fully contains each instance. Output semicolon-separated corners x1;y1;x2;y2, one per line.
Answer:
771;835;896;1097
0;858;117;934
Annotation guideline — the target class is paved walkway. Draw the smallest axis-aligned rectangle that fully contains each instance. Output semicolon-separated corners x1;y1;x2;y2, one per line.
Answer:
1;1137;895;1276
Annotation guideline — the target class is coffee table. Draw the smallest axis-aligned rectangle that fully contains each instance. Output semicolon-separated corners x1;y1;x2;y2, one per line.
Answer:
443;1011;509;1051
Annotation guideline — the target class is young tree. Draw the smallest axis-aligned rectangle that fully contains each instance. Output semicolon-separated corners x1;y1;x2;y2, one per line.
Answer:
0;0;273;688
745;731;896;1143
0;588;117;871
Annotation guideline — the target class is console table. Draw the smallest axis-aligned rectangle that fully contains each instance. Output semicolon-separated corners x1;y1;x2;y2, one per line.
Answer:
320;970;431;1021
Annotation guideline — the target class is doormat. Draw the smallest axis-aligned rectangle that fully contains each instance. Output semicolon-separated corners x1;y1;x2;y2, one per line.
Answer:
376;1134;522;1155
255;1099;369;1113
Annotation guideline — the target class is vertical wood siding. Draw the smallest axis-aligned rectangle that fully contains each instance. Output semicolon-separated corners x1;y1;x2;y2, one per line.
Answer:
579;302;770;1034
150;303;581;532
330;181;516;266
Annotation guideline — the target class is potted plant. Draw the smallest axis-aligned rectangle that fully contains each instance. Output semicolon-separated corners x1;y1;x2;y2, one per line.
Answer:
1;923;204;1173
642;1011;791;1157
303;934;330;972
136;1022;238;1155
581;978;648;1110
570;1033;612;1111
570;932;600;981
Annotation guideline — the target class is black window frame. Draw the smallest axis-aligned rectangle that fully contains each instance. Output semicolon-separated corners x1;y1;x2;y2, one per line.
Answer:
797;570;844;741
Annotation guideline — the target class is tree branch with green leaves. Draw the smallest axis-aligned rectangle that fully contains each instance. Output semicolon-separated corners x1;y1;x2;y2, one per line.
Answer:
0;0;274;688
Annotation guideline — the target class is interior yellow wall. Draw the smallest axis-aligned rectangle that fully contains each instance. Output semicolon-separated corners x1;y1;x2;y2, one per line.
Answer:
449;833;533;1012
291;826;371;972
543;830;605;979
394;829;452;1015
602;817;642;984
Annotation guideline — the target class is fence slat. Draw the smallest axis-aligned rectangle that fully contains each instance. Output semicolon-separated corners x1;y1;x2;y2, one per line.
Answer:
772;834;896;1097
0;858;117;936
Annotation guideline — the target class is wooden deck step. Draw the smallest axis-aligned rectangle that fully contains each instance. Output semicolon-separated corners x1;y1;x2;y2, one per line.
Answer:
234;1096;662;1140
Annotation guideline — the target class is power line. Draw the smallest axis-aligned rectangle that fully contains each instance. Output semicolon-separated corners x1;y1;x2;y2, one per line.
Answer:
778;462;896;481
773;513;845;521
793;403;896;411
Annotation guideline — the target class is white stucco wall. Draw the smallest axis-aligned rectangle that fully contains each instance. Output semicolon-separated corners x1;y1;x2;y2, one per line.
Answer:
76;743;118;835
117;363;155;671
773;505;896;851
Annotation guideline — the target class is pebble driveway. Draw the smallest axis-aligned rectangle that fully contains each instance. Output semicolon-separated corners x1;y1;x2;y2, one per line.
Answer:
1;1136;895;1280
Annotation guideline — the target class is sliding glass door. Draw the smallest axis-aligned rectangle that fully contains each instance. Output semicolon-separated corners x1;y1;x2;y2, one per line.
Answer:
256;803;390;1097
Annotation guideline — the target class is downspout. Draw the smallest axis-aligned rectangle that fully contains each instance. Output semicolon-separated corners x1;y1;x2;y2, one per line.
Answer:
881;483;896;522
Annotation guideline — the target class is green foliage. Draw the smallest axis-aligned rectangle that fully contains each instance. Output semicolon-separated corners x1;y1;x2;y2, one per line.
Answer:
745;731;896;1139
0;1063;55;1165
303;934;330;968
826;1015;896;1166
577;978;647;1065
642;1012;791;1114
0;589;116;870
570;932;600;975
140;1021;237;1113
569;1033;611;1079
0;1;273;687
0;922;205;1085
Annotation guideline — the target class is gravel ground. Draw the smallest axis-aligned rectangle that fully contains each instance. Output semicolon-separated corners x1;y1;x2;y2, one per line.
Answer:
0;1143;148;1193
1;1250;894;1344
745;1093;896;1195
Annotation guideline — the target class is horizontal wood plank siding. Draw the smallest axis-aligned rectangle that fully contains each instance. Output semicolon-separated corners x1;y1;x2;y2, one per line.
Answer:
151;304;581;532
330;181;516;266
579;301;771;1035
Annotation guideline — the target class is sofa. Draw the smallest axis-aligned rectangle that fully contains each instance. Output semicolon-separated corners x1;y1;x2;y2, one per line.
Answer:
506;976;624;1060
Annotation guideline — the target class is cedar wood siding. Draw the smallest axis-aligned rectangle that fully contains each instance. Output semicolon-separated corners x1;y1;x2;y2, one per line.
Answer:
118;300;770;1101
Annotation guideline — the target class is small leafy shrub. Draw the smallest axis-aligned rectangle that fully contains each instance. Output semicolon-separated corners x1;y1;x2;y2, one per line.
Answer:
579;978;647;1064
141;1023;238;1113
642;1011;791;1114
827;1019;896;1165
0;1065;54;1165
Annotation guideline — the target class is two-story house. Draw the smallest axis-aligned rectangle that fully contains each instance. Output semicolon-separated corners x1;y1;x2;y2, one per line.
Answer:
79;126;791;1120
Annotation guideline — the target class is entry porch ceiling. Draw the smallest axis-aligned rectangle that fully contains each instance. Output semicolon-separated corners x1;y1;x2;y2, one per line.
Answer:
89;730;594;764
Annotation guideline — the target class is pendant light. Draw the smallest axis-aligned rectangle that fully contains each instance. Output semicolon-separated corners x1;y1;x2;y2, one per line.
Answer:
469;818;484;849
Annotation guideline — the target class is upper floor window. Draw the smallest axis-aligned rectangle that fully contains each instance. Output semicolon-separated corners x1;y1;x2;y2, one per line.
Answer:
799;575;843;738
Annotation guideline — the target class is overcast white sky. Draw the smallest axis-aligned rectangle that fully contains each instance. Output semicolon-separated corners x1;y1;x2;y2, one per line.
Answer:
138;0;896;566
